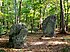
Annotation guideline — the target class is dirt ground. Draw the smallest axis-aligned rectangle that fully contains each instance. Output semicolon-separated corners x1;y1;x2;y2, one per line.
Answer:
0;34;70;52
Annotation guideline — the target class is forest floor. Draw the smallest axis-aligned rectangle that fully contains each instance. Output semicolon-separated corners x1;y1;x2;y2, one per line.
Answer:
0;33;70;52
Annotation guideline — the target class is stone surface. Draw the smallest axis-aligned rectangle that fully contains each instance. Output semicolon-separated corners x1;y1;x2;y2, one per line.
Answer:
42;15;56;37
9;23;28;48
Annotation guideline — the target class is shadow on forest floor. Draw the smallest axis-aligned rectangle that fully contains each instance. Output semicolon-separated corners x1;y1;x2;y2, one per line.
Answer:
0;33;70;52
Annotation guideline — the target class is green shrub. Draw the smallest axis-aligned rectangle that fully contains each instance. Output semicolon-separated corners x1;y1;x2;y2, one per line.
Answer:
0;49;6;52
0;25;7;35
61;46;70;52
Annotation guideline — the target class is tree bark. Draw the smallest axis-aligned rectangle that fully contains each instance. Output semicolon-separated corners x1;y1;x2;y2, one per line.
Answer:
66;0;68;31
39;0;42;30
17;0;22;24
1;1;5;25
14;0;17;24
60;0;66;33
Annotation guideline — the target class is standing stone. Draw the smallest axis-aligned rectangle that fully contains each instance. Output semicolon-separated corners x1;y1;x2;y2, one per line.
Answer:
9;23;28;48
42;15;56;37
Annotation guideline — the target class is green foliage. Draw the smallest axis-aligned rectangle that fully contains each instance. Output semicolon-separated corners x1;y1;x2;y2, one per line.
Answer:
0;11;4;16
0;49;6;52
61;46;70;52
0;25;6;35
22;8;30;13
0;0;70;32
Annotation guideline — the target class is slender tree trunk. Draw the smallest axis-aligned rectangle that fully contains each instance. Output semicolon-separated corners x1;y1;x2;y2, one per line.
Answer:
64;0;66;18
14;0;17;24
64;0;66;31
1;1;5;25
55;0;58;28
43;0;46;17
66;0;68;31
26;4;28;23
6;2;9;29
31;0;35;33
17;0;22;24
60;0;66;33
39;0;42;30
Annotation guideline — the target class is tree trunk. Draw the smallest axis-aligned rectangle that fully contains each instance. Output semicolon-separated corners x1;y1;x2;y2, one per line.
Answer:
60;0;66;33
39;0;42;30
66;0;68;31
14;0;17;24
17;0;22;24
25;4;28;23
6;2;9;30
43;0;46;17
1;1;5;25
31;0;35;33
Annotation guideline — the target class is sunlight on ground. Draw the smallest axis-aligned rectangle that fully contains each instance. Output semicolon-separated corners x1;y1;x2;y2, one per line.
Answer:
48;41;68;45
0;38;9;42
42;37;64;39
0;38;9;40
30;42;45;45
29;41;68;45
